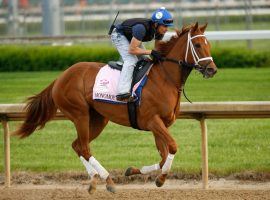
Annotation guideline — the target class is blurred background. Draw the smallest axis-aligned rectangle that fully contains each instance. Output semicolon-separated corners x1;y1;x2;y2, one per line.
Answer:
0;0;269;38
0;0;269;71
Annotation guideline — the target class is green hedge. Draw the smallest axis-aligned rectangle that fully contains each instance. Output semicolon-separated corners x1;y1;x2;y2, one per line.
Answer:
0;45;119;71
212;48;270;68
0;45;269;71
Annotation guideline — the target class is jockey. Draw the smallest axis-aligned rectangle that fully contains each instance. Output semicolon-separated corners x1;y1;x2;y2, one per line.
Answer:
110;7;174;101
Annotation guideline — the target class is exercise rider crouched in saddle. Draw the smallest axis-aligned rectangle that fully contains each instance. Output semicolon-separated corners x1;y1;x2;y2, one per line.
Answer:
111;7;174;101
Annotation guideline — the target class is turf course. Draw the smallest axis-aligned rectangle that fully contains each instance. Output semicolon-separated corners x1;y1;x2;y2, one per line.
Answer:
0;68;269;176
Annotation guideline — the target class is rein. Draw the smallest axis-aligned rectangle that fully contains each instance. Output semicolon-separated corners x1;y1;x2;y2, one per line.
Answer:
160;58;194;103
157;31;213;103
163;57;195;68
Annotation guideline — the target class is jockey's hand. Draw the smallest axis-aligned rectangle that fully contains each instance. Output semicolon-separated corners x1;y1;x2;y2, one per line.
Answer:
151;50;163;62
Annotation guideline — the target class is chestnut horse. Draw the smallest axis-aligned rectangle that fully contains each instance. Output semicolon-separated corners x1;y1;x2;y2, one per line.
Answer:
14;23;217;193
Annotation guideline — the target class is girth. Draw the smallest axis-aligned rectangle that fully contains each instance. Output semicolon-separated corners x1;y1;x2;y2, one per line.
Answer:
108;59;152;130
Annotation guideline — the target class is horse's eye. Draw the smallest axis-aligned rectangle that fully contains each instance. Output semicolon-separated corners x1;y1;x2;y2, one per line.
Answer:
195;43;201;48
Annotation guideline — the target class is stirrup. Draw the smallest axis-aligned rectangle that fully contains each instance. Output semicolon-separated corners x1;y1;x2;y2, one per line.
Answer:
116;93;131;101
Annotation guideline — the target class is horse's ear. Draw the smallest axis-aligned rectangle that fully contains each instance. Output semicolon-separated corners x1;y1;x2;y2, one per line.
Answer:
175;29;181;37
181;26;185;33
200;23;208;33
192;22;199;32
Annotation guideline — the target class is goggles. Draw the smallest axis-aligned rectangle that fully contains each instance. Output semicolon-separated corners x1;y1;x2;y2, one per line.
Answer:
163;19;173;25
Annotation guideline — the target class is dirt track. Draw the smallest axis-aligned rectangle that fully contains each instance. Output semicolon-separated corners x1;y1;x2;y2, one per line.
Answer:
1;179;270;200
1;172;270;199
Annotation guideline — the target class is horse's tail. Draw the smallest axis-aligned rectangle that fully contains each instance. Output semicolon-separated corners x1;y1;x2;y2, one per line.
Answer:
13;81;57;138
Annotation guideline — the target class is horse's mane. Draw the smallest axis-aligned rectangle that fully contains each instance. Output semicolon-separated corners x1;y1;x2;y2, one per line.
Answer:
155;24;194;56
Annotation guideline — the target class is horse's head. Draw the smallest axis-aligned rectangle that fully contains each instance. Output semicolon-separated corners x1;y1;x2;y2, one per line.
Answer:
156;22;217;79
186;22;217;78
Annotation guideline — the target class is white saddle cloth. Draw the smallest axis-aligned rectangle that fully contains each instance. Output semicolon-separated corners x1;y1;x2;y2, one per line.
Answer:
93;64;149;104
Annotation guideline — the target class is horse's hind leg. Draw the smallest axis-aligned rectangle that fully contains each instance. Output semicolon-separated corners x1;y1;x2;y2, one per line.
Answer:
88;109;110;193
72;108;109;157
56;91;115;193
71;108;115;193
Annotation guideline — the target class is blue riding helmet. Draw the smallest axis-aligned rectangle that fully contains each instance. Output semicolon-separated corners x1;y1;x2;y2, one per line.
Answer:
151;7;174;27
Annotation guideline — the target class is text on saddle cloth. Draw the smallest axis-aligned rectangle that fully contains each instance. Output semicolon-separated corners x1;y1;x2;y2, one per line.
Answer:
93;63;152;104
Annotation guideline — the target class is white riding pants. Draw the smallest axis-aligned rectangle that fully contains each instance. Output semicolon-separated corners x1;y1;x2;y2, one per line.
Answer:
111;29;138;95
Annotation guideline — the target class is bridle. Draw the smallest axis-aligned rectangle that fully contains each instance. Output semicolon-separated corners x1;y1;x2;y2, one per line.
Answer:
185;31;213;67
163;30;213;70
159;30;214;102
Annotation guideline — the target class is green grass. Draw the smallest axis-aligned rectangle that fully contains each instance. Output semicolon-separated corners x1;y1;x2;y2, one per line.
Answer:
0;68;269;103
0;68;270;176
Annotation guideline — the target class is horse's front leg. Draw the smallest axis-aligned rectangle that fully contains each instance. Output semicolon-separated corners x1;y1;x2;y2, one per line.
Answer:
149;115;178;187
125;134;167;176
126;115;177;187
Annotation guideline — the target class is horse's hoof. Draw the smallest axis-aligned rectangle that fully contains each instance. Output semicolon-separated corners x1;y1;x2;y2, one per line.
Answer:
125;167;133;176
88;175;98;194
106;184;116;193
125;167;141;176
88;182;97;194
155;176;165;187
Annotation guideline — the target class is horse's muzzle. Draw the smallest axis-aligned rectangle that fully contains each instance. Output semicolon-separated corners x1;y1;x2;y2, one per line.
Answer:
201;60;217;79
205;66;217;78
195;61;217;78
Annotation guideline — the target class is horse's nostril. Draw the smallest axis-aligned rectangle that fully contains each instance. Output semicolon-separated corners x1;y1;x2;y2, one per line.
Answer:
206;67;216;75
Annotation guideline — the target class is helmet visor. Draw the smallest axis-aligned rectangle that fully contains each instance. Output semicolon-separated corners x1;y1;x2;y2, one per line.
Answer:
163;19;174;25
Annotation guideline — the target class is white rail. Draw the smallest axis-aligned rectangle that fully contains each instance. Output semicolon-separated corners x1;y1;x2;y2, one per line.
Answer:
0;30;270;45
164;30;270;41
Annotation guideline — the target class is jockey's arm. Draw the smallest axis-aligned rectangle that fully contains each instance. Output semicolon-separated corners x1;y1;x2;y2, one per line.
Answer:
128;37;152;56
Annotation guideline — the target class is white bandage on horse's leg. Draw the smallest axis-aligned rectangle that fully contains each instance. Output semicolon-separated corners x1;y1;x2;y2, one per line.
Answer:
89;156;109;180
80;156;98;178
140;163;160;174
161;153;175;174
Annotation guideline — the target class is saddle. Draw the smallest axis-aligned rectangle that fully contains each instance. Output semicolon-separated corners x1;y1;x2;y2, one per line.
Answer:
108;59;153;130
108;58;152;90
